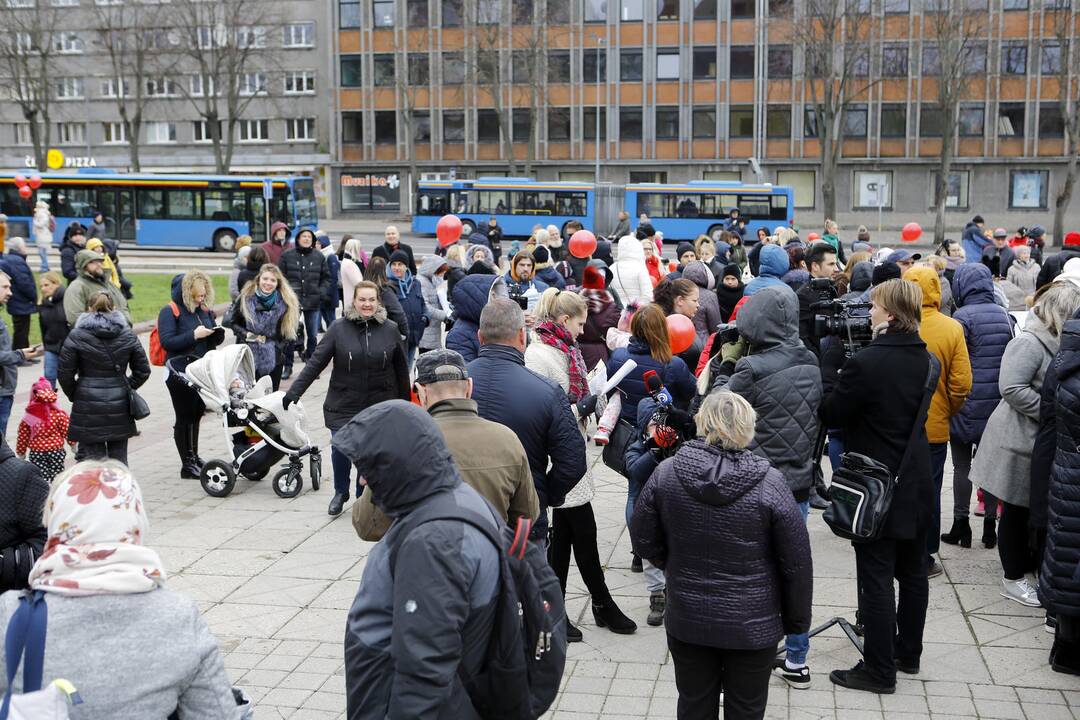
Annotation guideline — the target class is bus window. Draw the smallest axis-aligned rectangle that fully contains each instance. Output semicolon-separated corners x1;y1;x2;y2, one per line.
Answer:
0;187;31;217
137;189;165;219
737;195;771;219
555;192;587;216
166;190;201;219
636;193;669;218
51;187;94;217
416;189;449;215
673;195;700;218
510;191;556;215
204;191;242;221
271;190;291;226
293;179;318;226
473;190;508;214
770;194;789;220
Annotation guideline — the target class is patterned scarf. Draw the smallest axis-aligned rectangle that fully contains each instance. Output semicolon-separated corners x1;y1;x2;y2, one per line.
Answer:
30;464;166;596
536;320;589;402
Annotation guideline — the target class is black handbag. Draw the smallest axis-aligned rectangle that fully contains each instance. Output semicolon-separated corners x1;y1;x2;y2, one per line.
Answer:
601;419;636;476
103;342;151;421
823;354;939;543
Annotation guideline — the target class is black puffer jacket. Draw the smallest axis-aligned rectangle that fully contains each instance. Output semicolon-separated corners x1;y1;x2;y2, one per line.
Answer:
37;285;69;354
58;310;151;442
1038;247;1080;289
279;245;330;311
286;307;410;431
631;441;812;650
0;440;47;593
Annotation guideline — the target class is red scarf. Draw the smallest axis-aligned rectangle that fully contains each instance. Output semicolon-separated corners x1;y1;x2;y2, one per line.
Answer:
645;255;663;287
535;320;590;403
22;377;62;443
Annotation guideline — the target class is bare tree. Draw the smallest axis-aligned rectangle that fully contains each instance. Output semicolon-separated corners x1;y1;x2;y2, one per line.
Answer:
925;2;986;244
468;0;517;175
792;0;878;223
1049;7;1080;247
0;3;61;171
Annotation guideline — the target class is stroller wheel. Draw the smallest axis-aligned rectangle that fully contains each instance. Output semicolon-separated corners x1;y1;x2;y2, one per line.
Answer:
310;450;322;491
201;460;237;498
272;466;303;499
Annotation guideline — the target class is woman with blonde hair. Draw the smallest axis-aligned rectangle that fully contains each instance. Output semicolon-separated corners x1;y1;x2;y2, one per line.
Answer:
229;264;300;390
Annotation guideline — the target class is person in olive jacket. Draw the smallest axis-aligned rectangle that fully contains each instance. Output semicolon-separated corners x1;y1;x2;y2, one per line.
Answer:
284;280;410;517
278;227;330;377
58;292;151;465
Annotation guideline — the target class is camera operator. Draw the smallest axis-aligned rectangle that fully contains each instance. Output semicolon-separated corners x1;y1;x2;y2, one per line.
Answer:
797;243;840;356
819;279;939;695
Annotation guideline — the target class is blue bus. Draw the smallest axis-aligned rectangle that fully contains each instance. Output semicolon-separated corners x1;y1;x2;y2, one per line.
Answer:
625;181;794;242
412;177;594;239
0;169;318;252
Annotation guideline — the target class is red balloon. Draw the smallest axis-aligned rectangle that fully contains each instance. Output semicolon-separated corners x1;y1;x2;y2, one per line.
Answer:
27;174;41;190
807;232;821;242
568;229;597;259
901;222;922;242
436;214;463;247
13;174;27;189
667;314;696;355
17;185;32;200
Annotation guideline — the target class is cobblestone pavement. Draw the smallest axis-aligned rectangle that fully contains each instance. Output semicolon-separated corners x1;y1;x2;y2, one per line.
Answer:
14;340;1080;720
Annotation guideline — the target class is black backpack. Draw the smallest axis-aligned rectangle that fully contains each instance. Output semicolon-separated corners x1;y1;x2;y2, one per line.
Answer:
389;494;567;720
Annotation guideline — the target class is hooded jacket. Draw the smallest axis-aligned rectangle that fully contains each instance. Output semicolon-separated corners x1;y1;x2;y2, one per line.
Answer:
962;222;989;264
418;255;449;350
155;273;221;365
716;265;745;323
0;439;47;592
949;264;1014;444
445;275;506;362
1006;257;1040;295
335;402;499;720
63;250;131;327
682;261;723;343
263;222;293;265
58;235;83;283
840;261;874;301
709;286;823;500
387;267;427;349
1;251;36;317
578;289;620;370
609;236;654;304
744;245;794;297
58;310;151;442
630;440;812;650
1038;247;1080;288
464;244;496;273
903;266;972;444
608;337;697;424
286;306;411;431
279;243;330;311
37;285;69;354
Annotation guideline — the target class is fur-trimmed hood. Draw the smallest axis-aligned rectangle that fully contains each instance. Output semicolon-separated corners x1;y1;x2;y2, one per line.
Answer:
73;310;128;338
171;272;215;313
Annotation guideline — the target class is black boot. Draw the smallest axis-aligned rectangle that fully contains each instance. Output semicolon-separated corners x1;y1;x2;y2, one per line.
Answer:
190;419;205;470
941;518;972;548
983;516;998;549
175;428;201;479
592;598;638;635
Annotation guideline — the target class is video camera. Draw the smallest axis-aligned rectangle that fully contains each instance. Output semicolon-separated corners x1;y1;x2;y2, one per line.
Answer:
508;288;529;311
811;298;873;356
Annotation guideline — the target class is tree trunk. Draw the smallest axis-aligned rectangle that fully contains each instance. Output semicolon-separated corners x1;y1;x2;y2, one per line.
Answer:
404;111;418;216
819;135;837;224
934;131;955;245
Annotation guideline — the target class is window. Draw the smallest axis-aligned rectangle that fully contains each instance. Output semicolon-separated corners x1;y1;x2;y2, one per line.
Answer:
583;48;606;82
146;77;180;97
998;103;1025;136
655;107;679;139
548;107;571;141
845;105;868;137
512;108;530;141
657;49;680;80
138;190;165;219
193;120;222;143
443;111;464;142
965;43;987;74
512;0;533;23
1042;42;1062;75
53;32;83;53
694;0;716;16
920;105;945;136
408;53;429;84
284;70;316;94
882;45;909;77
55;77;84;100
584;107;607;140
443;52;465;84
342;113;363;143
12;124;30;145
959;105;984;136
922;44;940;75
1010;170;1047;209
729;106;753;137
51;0;79;5
585;0;606;20
777;170;815;208
692;108;715;137
146;121;176;144
477;109;500;143
1040;103;1065;137
103;122;127;144
101;77;130;98
621;50;643;81
693;48;717;79
630;171;667;183
854;171;892;208
238;119;269;142
880;104;907;137
340;0;361;26
730;46;754;79
238;73;268;96
731;0;754;17
56;122;85;145
407;0;428;25
512;50;532;83
166;191;199;220
197;26;223;49
286;118;316;141
190;75;214;97
932;171;970;208
548;51;571;83
766;106;791;138
375;111;397;143
769;0;792;14
204;191;245;222
442;0;463;25
884;0;909;11
546;0;568;22
236;26;267;49
767;45;792;78
373;0;394;25
1002;42;1027;75
803;107;819;137
373;54;395;86
412;111;431;142
341;55;362;86
620;108;642;139
282;22;314;48
621;0;643;20
657;0;678;18
1003;0;1027;8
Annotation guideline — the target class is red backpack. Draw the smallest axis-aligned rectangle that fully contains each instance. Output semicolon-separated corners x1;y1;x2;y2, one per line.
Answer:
149;302;180;366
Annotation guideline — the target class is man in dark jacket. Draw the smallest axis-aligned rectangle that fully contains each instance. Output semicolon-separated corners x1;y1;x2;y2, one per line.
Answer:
961;214;988;264
1;238;38;350
317;231;340;330
279;228;330;373
468;299;586;545
371;225;417;275
482;217;503;265
445;274;507;362
59;223;87;283
1038;232;1080;288
0;438;47;593
334;401;500;720
796;242;839;355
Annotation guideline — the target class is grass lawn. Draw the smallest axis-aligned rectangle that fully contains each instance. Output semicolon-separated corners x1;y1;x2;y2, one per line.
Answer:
5;273;230;347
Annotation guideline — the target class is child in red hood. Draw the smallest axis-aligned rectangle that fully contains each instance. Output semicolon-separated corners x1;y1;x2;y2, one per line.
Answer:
16;377;75;482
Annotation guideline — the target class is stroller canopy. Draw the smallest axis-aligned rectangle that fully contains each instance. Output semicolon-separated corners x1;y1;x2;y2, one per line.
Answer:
185;345;257;410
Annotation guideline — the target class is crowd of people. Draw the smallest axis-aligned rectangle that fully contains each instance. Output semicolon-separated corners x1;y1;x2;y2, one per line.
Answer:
5;209;1080;719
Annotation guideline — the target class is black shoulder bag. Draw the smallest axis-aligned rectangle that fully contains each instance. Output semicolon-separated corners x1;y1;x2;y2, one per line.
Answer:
103;342;150;421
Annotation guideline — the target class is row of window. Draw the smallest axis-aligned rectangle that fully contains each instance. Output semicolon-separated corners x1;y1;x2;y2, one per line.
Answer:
11;119;317;145
340;41;1067;88
341;102;1067;144
41;71;317;101
14;23;314;54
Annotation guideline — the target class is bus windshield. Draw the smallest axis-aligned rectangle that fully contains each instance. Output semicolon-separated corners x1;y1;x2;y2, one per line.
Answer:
293;178;318;227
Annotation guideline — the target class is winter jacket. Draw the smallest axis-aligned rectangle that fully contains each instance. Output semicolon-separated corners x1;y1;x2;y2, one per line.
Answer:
58;310;151;442
0;589;242;719
446;275;506;363
234;253;262;296
820;331;939;540
1007;258;1041;295
87;219;107;241
949;264;1014;444
465;244;496;273
972;316;1058;507
709;286;822;500
682;261;723;342
263;224;293;265
744;245;794;297
155;274;221;365
387;271;427;349
0;441;47;593
468;343;586;540
376;285;409;343
503;270;547;298
228;247;251;301
229;294;292;376
609;236;654;304
630;440;813;650
608;337;696;424
37;286;69;354
64;251;131;327
1;252;36;316
418;255;448;350
843;262;873;300
962;222;989;264
1031;349;1060;534
279;245;330;312
372;241;418;275
0;316;20;399
286;307;410;432
821;233;846;265
482;222;504;260
903;267;972;443
1038;248;1080;288
334;402;499;720
32;207;52;254
59;238;81;283
578;291;620;370
535;265;567;290
782;268;810;292
340;257;366;309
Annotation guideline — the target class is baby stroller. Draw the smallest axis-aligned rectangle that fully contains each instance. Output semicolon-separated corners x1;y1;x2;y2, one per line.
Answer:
168;345;321;499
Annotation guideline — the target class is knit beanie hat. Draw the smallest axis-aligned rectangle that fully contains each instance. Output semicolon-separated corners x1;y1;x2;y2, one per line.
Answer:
871;261;902;286
389;249;410;267
532;245;551;265
582;265;606;290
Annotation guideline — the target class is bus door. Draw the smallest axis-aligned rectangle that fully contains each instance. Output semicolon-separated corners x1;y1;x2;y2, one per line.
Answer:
97;189;136;242
247;194;267;242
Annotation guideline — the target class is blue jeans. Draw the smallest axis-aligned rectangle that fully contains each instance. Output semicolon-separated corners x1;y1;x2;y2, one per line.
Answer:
927;442;948;557
43;350;59;389
36;240;49;272
0;395;13;441
330;428;363;498
827;430;844;472
785;499;811;665
320;300;336;331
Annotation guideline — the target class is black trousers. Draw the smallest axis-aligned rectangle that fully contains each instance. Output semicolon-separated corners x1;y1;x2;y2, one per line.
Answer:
549;503;611;604
667;634;773;720
166;372;205;427
76;439;129;466
853;532;929;685
999;501;1033;580
10;314;29;350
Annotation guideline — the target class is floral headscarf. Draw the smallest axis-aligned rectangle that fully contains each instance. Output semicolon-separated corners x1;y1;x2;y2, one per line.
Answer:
29;462;166;596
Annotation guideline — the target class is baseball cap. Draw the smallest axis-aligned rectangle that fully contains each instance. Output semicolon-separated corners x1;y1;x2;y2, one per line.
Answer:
993;227;1008;238
886;249;922;264
414;350;469;385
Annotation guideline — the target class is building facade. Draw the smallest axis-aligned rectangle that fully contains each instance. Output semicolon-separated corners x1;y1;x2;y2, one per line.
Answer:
332;0;1080;234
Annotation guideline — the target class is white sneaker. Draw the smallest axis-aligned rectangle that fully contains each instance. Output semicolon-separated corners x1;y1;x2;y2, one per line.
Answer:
1000;577;1042;608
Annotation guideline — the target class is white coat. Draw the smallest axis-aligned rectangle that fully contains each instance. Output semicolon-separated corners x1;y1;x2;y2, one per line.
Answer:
609;235;654;305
